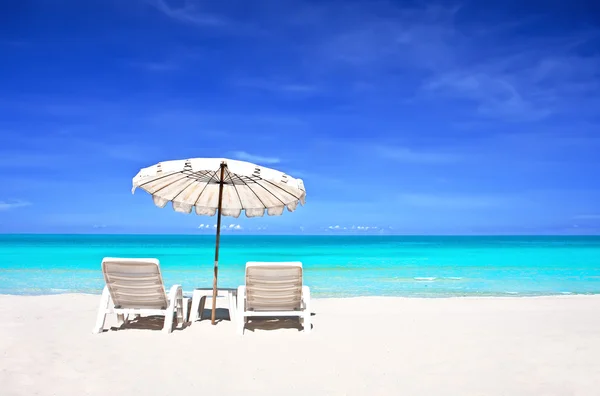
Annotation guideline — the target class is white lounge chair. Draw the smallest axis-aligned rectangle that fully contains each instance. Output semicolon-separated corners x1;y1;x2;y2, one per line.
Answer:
237;261;311;335
92;258;187;334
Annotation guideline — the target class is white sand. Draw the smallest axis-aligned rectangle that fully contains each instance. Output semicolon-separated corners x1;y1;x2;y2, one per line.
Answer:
1;294;600;395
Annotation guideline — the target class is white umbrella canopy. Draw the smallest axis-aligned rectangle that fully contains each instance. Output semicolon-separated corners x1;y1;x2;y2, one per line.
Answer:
132;158;305;216
131;158;306;324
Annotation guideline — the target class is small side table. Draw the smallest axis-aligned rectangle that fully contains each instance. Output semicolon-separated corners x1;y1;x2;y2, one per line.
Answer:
189;288;237;322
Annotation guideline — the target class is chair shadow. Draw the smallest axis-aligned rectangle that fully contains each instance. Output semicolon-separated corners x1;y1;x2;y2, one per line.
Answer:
108;313;191;332
243;312;316;333
104;303;317;332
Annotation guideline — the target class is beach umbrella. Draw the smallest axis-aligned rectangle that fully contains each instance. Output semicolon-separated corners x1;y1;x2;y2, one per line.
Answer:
131;158;306;325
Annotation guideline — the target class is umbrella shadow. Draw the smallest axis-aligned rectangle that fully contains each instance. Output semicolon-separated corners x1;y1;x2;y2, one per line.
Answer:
197;307;232;324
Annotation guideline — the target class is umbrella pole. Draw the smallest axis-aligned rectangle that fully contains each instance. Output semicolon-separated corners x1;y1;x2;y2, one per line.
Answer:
211;162;226;325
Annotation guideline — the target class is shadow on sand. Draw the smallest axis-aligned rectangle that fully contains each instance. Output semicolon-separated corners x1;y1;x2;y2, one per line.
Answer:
243;312;316;333
103;301;315;333
106;314;191;332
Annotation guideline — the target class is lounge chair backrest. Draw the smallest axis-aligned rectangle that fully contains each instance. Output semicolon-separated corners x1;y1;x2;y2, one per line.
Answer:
245;262;303;311
101;258;168;309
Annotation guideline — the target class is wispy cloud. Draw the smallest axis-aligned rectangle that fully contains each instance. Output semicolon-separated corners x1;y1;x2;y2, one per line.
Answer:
373;145;459;164
0;133;159;166
128;60;180;72
146;0;228;27
0;200;31;211
414;21;599;121
573;214;600;220
423;72;552;122
268;2;600;122
234;78;320;95
231;151;280;164
398;193;508;209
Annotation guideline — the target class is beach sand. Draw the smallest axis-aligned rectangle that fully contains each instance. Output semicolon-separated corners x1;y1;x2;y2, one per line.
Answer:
1;294;600;395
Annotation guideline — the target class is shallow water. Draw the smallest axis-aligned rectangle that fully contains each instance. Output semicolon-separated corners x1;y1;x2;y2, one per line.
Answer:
1;234;600;297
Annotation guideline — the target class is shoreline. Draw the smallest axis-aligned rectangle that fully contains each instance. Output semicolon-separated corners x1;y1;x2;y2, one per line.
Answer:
1;291;599;299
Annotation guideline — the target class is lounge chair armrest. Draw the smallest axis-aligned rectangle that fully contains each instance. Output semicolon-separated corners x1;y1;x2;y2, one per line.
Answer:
237;285;246;308
302;285;311;310
302;285;310;300
168;284;183;299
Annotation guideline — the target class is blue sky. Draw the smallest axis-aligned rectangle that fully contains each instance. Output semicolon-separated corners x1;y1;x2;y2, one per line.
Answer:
1;0;600;234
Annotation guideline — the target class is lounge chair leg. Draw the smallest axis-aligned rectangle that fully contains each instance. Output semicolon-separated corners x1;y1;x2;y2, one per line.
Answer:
175;289;184;328
162;312;173;333
303;312;311;334
163;285;182;333
190;290;201;322
302;286;311;334
228;290;237;322
92;286;111;334
199;296;207;321
237;286;246;335
182;297;189;324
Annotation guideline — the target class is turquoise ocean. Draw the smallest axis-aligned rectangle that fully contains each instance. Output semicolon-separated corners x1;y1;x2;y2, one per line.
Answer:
1;234;600;297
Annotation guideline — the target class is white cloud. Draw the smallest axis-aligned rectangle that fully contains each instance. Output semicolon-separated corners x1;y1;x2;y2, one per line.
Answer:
354;226;380;231
219;224;243;230
328;225;382;231
373;145;460;164
0;200;31;211
231;151;280;164
147;0;228;27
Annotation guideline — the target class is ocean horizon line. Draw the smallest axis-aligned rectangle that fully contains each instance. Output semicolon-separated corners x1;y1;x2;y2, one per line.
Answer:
2;232;600;237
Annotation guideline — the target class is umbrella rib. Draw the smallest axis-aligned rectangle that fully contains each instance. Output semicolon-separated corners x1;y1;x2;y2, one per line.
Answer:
147;173;197;196
259;178;302;201
227;169;245;210
251;178;289;206
135;171;180;189
237;174;269;210
169;177;200;203
193;168;221;208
